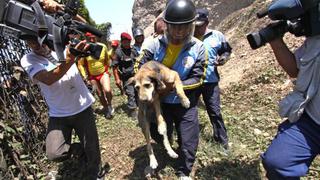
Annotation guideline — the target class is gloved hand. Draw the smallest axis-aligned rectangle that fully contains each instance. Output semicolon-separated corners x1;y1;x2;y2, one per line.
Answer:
214;52;231;66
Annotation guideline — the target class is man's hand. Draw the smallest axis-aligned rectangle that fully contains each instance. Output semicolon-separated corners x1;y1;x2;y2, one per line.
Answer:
39;0;64;13
66;40;89;63
214;52;230;66
115;79;122;88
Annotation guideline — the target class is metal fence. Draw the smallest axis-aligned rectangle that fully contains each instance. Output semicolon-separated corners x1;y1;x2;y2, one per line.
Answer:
0;36;48;179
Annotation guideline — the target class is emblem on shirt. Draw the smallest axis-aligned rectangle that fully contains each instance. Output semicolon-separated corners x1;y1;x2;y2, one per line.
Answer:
183;56;195;69
210;40;219;48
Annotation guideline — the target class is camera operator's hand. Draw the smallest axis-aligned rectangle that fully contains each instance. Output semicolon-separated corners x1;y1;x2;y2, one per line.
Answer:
39;0;64;13
66;40;89;63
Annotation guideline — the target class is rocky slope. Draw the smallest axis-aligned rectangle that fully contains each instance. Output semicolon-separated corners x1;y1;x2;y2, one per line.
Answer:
132;0;255;36
131;0;278;87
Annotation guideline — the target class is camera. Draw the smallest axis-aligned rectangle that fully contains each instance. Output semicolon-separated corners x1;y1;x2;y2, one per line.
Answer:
0;0;104;61
69;38;103;60
247;0;320;49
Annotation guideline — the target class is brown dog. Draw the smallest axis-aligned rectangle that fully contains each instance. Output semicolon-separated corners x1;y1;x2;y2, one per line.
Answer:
129;61;190;169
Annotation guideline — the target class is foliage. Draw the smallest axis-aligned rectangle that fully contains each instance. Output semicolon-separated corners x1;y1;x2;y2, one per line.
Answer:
59;0;95;25
96;22;112;43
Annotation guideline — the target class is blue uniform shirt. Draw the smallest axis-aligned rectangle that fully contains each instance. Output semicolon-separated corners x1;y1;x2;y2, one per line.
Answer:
202;30;228;83
135;35;206;104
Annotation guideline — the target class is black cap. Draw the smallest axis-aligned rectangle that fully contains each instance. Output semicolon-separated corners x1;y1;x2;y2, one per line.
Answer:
195;8;209;26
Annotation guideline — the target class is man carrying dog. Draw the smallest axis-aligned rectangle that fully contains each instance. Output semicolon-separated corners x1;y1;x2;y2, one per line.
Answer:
135;0;206;179
194;8;232;150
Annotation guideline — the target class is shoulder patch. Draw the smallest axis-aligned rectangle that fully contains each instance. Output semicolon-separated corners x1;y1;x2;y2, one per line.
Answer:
183;56;195;69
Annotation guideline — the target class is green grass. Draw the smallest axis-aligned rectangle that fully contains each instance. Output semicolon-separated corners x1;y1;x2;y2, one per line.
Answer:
46;68;320;180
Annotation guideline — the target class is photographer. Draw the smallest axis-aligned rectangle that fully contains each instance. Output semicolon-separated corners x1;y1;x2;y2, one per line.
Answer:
20;35;102;180
261;20;320;180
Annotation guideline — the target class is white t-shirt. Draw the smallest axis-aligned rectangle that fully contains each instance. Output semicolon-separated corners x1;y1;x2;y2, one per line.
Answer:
21;51;95;117
294;35;320;125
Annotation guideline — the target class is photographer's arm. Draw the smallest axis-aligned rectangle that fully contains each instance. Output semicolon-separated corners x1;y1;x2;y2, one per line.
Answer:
34;41;88;85
269;38;299;78
33;59;74;85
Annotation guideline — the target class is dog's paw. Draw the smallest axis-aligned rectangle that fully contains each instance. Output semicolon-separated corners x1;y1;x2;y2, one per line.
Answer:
167;149;178;159
150;158;158;169
181;98;190;108
157;122;166;135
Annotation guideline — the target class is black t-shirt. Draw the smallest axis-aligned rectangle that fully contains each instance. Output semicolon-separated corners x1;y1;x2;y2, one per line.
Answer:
112;46;138;78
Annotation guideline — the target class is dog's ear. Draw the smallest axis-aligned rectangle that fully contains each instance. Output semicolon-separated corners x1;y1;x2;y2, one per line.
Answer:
150;72;166;91
126;77;135;86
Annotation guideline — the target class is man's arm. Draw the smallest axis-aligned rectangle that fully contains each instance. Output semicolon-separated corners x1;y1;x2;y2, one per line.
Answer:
34;60;74;85
215;32;232;66
111;52;122;87
269;38;299;78
183;45;207;90
77;58;88;79
104;46;111;67
134;49;154;73
34;41;88;85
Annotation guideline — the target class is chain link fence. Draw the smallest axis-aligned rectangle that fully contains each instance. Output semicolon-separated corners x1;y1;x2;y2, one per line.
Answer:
0;36;49;179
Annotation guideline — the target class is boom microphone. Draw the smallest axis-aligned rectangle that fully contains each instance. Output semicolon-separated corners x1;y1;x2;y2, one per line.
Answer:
75;21;104;37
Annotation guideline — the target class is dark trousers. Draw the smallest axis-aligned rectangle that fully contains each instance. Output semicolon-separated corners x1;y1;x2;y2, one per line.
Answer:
200;82;228;145
122;76;137;110
161;103;199;176
46;107;101;180
261;113;320;179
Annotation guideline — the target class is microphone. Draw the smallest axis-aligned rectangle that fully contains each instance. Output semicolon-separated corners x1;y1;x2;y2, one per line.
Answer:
75;21;104;37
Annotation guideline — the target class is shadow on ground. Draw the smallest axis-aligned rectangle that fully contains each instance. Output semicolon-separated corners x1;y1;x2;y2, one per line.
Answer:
195;158;262;179
124;142;178;179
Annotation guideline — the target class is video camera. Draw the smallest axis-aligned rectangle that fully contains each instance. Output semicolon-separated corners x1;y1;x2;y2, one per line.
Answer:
0;0;104;60
247;0;320;49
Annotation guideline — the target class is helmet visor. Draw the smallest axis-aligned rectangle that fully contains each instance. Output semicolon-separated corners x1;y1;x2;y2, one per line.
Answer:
166;22;194;45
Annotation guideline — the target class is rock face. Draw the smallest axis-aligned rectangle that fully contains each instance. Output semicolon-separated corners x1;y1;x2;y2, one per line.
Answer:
132;0;255;35
132;0;166;29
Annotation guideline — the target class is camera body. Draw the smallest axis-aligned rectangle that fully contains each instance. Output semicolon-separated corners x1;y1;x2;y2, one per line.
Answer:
0;0;38;37
69;38;103;60
0;0;104;61
247;0;320;49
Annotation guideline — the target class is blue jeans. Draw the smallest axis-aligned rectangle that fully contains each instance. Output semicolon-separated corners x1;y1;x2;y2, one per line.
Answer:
261;113;320;179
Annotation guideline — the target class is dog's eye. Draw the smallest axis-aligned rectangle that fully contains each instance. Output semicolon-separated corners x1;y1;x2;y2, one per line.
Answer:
144;83;151;89
135;85;140;90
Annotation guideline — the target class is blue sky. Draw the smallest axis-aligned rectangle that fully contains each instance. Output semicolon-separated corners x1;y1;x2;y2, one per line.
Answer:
85;0;135;40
